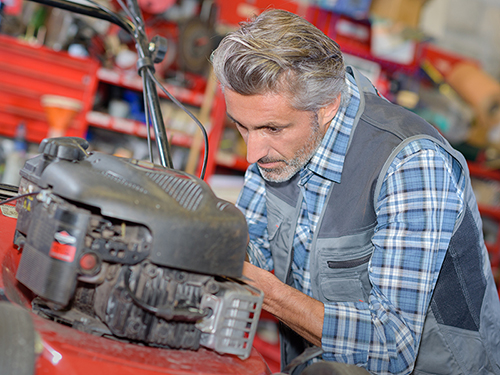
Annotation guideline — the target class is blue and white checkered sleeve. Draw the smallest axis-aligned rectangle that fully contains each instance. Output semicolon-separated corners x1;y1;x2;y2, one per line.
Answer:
321;139;465;374
236;164;274;271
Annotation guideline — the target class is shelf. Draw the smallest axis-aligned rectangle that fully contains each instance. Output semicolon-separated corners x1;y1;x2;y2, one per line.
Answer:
86;111;192;148
87;110;248;172
97;68;205;107
305;6;422;75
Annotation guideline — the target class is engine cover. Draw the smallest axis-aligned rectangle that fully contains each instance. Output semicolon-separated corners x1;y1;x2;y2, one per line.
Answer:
13;137;262;359
16;137;248;277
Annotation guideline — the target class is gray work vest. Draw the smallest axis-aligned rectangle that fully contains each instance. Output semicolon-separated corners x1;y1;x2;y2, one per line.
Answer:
265;67;500;374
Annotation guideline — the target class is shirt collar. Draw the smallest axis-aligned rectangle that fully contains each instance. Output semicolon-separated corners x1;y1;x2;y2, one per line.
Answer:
304;73;361;183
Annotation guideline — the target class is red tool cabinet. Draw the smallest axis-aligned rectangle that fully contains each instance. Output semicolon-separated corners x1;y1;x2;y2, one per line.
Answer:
0;34;99;143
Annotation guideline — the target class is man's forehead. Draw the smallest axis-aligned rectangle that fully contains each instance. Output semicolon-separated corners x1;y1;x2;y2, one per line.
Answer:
225;89;303;117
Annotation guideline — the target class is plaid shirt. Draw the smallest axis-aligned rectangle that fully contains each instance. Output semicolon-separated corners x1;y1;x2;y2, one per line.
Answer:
237;74;465;374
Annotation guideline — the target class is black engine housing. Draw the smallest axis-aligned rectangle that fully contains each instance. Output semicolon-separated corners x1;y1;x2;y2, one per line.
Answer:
13;138;261;359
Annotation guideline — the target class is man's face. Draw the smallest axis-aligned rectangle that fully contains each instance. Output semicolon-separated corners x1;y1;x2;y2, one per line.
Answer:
225;89;338;182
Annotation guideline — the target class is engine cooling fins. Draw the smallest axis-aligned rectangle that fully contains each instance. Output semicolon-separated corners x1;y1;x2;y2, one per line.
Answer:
123;266;208;322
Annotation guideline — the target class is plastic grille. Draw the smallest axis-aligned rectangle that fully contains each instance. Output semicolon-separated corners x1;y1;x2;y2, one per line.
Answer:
146;172;203;211
102;171;148;194
197;283;264;360
215;292;263;359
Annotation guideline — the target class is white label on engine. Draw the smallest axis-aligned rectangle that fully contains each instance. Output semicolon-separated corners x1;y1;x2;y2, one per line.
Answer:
1;205;17;219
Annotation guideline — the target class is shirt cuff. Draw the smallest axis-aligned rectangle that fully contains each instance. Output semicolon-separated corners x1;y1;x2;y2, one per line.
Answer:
321;301;371;365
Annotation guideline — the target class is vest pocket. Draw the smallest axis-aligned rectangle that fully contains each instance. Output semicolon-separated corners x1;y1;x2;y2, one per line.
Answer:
317;245;373;303
320;276;367;302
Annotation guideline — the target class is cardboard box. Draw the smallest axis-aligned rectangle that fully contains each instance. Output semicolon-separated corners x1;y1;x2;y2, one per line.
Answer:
370;0;428;28
446;62;500;149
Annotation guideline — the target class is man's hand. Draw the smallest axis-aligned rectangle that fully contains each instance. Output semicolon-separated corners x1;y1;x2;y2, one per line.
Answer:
243;261;324;347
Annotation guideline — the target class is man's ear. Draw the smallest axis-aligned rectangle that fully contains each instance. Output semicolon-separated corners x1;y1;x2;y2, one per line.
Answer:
318;94;341;131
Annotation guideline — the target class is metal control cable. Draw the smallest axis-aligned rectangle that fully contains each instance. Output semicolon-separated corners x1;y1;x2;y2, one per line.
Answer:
26;0;210;178
147;71;210;180
0;191;41;206
114;0;210;178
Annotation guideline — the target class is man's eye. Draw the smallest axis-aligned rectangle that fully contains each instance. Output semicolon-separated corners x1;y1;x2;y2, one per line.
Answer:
267;127;281;134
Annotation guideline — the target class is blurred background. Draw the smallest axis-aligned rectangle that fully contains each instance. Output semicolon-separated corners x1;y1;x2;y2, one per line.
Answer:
1;0;500;370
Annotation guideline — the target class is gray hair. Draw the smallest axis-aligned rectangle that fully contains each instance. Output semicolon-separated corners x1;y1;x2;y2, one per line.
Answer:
211;9;347;112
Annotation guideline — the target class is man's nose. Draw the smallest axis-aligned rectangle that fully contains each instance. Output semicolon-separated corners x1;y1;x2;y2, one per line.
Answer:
245;131;268;164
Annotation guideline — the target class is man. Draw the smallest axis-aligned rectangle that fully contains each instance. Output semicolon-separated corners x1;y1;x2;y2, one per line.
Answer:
211;9;500;375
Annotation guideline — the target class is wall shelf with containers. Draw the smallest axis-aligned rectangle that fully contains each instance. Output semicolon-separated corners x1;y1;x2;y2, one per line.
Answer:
87;67;202;148
86;66;248;180
0;35;248;182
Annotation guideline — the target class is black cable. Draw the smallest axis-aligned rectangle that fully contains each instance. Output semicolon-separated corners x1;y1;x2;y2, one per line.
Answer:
80;0;134;35
28;0;135;35
84;0;172;169
0;191;41;206
112;0;152;163
31;0;196;173
147;70;210;180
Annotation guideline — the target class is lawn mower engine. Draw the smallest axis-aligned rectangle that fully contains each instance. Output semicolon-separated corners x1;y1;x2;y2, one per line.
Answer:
13;137;262;359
